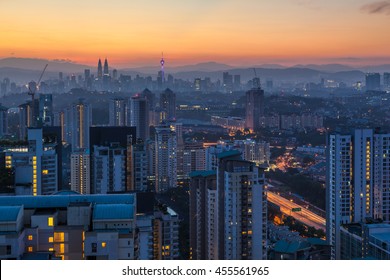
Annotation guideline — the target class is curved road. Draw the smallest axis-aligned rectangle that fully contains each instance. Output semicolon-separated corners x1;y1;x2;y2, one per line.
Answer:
267;191;326;231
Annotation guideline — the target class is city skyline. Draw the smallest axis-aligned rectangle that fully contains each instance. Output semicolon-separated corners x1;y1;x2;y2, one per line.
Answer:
1;1;390;67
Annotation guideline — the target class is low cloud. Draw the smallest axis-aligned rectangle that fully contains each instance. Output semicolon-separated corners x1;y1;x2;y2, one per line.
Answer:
361;1;390;15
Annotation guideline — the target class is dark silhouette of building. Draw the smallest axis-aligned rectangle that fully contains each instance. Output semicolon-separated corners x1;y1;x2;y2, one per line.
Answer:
159;88;176;122
245;82;264;131
365;73;380;91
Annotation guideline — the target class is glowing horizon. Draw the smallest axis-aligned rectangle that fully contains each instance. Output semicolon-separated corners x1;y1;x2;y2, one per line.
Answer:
1;0;390;68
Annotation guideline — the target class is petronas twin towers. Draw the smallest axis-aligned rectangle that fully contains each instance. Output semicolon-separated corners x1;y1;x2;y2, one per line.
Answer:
97;58;109;79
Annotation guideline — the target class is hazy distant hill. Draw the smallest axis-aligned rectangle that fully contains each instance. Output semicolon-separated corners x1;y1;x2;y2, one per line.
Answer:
292;64;356;73
122;61;234;74
0;57;387;84
360;65;390;73
0;57;89;73
0;67;60;84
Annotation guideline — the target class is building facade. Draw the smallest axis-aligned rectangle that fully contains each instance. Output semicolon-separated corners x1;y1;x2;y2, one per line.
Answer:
327;129;390;259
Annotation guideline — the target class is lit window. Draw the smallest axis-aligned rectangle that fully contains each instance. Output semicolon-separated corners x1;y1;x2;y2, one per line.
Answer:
49;248;54;252
101;242;106;248
54;232;64;242
28;246;33;252
28;235;33;241
48;217;54;227
59;244;65;254
42;170;49;175
48;237;53;243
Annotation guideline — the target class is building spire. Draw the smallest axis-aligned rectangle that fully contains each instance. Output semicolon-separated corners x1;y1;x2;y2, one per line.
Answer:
97;58;102;79
103;58;109;76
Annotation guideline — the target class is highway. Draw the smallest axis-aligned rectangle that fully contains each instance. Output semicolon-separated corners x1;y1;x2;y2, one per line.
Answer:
267;191;326;231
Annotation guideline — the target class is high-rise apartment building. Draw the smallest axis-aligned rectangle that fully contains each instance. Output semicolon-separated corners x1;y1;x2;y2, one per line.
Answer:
245;85;264;132
155;124;177;192
70;150;90;194
38;94;53;126
92;144;126;194
190;150;267;260
129;95;149;140
4;128;59;195
152;205;180;260
18;100;39;140
129;139;148;192
0;104;8;138
189;171;217;260
89;127;136;193
63;99;92;152
0;194;137;260
327;129;390;259
109;98;126;126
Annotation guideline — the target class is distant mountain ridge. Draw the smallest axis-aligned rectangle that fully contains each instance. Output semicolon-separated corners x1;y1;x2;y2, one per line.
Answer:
0;57;389;84
0;57;90;73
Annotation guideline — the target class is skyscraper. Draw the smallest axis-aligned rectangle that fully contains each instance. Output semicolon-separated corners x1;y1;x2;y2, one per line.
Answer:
129;95;149;140
327;129;390;259
69;99;92;152
140;88;156;126
103;58;109;76
109;98;126;126
159;88;176;122
245;84;264;132
365;73;380;91
97;59;103;79
222;72;233;93
155;124;177;192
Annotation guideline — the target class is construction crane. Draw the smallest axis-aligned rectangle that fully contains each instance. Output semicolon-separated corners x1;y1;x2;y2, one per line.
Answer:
252;68;261;88
27;64;48;126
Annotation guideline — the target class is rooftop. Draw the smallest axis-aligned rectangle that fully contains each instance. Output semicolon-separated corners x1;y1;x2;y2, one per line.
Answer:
0;194;135;209
370;232;390;243
0;206;22;222
189;170;216;178
93;204;134;220
273;240;311;254
166;207;178;217
217;149;241;159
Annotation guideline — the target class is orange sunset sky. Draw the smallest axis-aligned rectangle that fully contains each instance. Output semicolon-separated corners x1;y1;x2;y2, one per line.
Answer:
0;0;390;67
